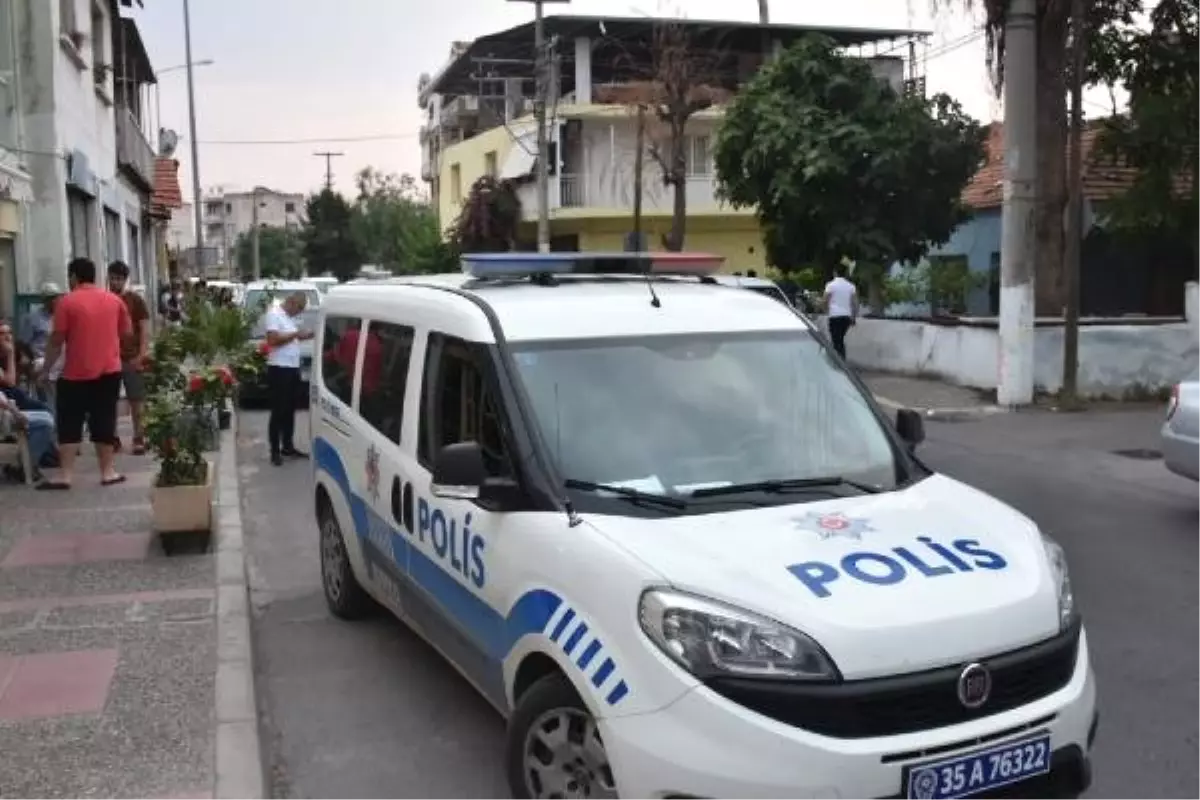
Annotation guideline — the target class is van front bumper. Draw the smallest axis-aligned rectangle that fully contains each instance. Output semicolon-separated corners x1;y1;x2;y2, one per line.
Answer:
601;629;1097;799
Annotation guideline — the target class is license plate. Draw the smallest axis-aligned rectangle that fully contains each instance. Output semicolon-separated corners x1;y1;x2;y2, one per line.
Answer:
906;733;1051;799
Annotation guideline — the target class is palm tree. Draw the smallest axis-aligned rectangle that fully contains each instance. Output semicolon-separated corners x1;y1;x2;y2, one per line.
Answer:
944;0;1071;314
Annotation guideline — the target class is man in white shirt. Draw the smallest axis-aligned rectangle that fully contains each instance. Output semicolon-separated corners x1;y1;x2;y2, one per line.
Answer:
263;293;314;466
823;264;859;360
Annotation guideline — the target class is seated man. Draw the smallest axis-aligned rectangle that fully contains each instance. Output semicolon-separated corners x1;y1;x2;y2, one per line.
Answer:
0;392;56;482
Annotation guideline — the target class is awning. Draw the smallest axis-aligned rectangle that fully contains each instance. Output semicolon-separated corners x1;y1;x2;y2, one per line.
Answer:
499;133;538;180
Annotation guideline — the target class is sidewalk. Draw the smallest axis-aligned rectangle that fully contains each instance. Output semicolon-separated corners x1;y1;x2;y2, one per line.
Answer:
0;415;257;799
858;370;1006;421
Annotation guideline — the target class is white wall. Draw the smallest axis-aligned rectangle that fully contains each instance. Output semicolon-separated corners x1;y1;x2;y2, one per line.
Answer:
849;317;1200;399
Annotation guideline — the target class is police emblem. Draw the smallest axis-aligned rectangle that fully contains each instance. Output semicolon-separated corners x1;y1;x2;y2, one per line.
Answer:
793;511;874;541
910;768;939;799
365;444;381;502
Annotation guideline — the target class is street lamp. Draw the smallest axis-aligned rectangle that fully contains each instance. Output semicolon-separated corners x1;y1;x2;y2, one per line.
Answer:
182;0;204;276
154;59;212;146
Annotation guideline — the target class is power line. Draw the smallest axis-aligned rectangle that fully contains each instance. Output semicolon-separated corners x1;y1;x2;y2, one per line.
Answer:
198;133;419;146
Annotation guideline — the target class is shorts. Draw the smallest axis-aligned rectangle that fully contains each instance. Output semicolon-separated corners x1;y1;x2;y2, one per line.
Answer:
121;361;146;402
56;373;122;446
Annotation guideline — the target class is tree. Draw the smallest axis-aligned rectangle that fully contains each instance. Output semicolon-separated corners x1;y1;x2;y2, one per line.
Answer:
714;35;987;297
234;225;304;281
301;189;361;282
616;22;730;252
940;0;1142;314
449;176;522;253
351;167;457;274
1095;0;1198;248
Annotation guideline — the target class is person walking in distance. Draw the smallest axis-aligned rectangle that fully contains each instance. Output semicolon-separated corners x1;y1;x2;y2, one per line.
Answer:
264;292;313;466
106;261;151;454
823;264;859;360
37;258;132;489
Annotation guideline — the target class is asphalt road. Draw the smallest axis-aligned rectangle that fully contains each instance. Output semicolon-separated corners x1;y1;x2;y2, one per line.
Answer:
238;406;1198;799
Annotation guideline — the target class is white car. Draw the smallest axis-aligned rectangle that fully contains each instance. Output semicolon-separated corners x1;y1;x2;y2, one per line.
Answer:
239;280;322;403
310;253;1097;799
1161;369;1199;481
303;275;339;294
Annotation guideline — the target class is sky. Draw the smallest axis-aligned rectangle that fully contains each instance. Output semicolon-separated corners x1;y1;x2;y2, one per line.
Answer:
133;0;1121;202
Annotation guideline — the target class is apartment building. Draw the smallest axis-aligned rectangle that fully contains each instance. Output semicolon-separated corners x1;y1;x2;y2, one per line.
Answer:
419;16;923;269
0;0;179;321
193;187;305;272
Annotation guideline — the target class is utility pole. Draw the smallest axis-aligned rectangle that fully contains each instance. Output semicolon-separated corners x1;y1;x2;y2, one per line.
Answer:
182;0;204;277
314;151;344;191
996;0;1038;407
1061;0;1086;407
632;104;645;250
533;0;551;253
251;189;262;282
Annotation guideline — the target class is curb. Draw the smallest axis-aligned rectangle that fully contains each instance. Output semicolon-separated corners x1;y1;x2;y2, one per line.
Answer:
213;412;266;799
872;393;1009;422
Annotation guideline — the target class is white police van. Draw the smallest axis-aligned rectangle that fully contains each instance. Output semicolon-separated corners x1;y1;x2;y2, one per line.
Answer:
310;252;1097;799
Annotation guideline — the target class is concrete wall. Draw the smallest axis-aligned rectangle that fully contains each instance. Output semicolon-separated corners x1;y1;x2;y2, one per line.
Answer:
849;315;1199;398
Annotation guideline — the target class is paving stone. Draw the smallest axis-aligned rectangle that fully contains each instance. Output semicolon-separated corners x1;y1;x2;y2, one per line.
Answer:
41;604;131;630
2;533;152;568
0;648;119;721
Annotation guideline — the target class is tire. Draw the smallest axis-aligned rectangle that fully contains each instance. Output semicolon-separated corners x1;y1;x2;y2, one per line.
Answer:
506;672;619;799
317;500;373;620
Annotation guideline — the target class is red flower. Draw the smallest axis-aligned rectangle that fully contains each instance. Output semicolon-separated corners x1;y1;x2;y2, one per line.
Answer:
257;341;271;356
217;366;235;386
187;374;205;393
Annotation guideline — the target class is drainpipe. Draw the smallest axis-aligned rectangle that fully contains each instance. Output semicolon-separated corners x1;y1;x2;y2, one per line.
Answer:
7;0;33;299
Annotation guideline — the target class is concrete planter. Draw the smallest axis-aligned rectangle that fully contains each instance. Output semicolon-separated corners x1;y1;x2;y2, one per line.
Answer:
151;460;214;535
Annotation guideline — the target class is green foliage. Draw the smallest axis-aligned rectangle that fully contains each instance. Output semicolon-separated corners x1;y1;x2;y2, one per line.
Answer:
714;35;987;274
889;256;989;316
1094;0;1198;244
302;189;362;282
350;167;458;274
235;225;304;281
144;390;209;488
449;176;522;253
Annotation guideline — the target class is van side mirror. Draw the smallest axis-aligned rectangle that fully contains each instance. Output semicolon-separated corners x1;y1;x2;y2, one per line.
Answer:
431;442;486;500
895;408;925;449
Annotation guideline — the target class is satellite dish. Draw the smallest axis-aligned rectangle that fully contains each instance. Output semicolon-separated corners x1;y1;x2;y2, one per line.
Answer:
159;129;179;157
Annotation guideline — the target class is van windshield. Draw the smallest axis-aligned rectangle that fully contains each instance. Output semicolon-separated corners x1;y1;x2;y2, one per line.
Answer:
510;329;905;503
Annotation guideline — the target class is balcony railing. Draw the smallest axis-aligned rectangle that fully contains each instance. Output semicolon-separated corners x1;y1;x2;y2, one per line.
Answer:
115;106;155;190
559;173;585;208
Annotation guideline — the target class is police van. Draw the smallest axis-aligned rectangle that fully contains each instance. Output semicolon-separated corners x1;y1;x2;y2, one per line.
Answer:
310;252;1097;800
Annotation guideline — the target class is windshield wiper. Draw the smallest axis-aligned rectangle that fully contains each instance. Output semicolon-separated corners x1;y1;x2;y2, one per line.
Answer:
564;479;687;509
690;476;883;499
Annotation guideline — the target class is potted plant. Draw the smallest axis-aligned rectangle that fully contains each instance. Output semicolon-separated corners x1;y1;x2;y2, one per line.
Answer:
145;387;214;538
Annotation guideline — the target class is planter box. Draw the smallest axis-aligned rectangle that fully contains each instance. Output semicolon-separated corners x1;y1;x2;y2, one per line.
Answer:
151;460;214;534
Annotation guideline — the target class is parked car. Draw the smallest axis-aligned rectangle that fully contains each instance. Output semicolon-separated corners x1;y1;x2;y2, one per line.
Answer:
1161;369;1198;481
238;280;322;406
303;276;338;294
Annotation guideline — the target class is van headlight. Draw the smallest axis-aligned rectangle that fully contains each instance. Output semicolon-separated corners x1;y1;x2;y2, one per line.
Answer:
638;588;838;681
1042;535;1077;631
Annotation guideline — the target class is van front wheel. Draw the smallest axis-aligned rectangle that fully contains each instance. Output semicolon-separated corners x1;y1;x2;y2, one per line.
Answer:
318;504;372;620
506;673;618;799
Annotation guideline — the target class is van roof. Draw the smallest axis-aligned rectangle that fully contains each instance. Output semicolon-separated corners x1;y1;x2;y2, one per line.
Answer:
323;273;810;343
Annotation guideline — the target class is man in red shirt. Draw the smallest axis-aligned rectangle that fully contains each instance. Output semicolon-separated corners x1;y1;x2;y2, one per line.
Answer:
37;258;132;489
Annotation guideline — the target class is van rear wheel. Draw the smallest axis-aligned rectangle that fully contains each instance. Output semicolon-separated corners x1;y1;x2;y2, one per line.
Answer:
318;503;372;620
506;673;618;799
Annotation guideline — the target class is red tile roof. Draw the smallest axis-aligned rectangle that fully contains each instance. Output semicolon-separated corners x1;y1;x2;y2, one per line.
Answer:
962;121;1144;210
149;158;183;219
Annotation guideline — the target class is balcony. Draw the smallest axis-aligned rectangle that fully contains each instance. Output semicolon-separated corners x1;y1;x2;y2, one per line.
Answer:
559;173;585;208
115;107;155;191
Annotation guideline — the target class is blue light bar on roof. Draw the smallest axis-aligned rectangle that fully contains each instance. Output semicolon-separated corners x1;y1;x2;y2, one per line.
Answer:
462;251;725;279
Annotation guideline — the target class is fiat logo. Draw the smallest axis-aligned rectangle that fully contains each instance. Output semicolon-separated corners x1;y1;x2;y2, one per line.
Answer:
957;662;992;709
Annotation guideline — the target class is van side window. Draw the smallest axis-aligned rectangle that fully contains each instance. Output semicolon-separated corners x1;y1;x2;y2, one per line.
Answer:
320;315;361;405
419;333;513;478
358;322;415;445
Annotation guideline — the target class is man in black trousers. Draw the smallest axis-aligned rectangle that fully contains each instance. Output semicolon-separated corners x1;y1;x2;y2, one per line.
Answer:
262;292;313;466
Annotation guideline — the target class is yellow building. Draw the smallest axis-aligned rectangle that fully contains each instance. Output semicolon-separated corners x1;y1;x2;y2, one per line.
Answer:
419;15;924;272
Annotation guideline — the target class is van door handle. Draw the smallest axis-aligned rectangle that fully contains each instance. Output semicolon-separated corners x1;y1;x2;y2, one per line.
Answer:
390;476;403;524
402;481;414;534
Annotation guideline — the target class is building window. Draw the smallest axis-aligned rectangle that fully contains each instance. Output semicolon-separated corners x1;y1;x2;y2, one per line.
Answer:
205;201;222;216
320;315;361;407
685;135;711;177
90;2;106;85
225;202;232;213
68;190;92;259
104;208;121;264
359;322;416;445
127;221;140;281
285;202;296;213
450;164;462;205
484;151;498;179
59;0;77;35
